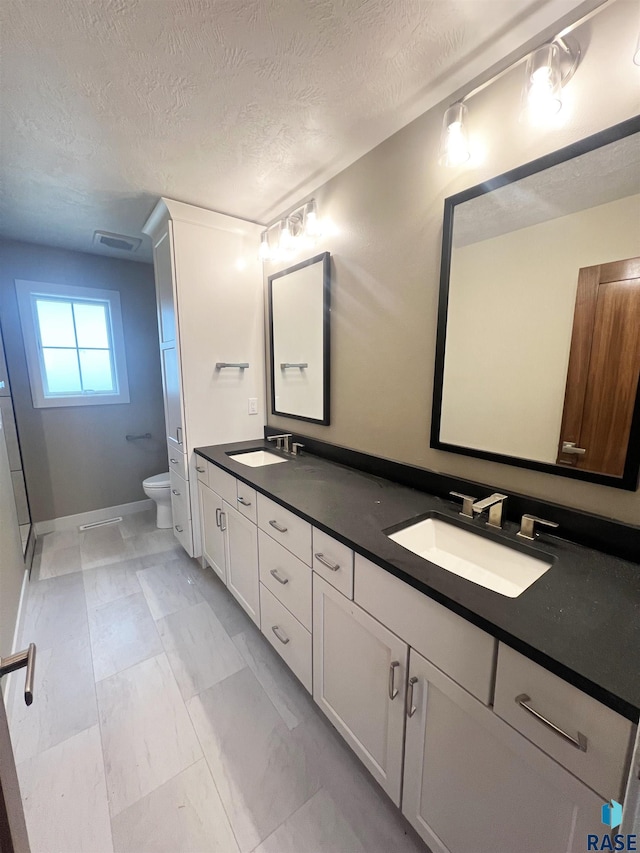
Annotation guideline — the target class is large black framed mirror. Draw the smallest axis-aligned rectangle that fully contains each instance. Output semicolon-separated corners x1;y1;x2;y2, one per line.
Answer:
431;116;640;490
268;252;331;425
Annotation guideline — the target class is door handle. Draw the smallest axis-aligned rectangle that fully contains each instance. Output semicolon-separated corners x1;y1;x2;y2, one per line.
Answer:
515;694;588;752
314;553;340;572
0;643;36;706
172;489;180;496
388;660;400;700
561;441;586;455
237;496;252;507
269;568;289;585
176;426;183;445
215;507;221;528
220;511;227;532
271;625;290;645
407;676;418;718
269;520;288;533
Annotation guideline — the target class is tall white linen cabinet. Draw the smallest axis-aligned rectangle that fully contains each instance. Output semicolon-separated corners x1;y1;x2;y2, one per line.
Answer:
142;198;265;557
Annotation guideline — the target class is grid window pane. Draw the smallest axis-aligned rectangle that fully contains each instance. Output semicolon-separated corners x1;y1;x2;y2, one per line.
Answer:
79;349;114;392
73;302;110;349
36;299;76;347
42;348;82;393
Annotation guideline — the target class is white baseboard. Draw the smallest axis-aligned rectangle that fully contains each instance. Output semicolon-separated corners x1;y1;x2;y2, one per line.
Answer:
34;499;154;535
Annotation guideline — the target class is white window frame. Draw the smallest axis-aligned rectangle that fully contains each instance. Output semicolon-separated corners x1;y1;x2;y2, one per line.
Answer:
15;280;130;408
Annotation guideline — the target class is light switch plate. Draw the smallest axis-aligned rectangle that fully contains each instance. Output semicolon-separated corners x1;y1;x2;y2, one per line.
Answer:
248;397;258;415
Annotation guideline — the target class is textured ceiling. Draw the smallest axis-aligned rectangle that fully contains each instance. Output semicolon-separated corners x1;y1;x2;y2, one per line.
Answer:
1;0;595;262
453;133;640;246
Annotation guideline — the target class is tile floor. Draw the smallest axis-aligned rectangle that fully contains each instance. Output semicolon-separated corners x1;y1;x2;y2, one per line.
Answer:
8;510;427;853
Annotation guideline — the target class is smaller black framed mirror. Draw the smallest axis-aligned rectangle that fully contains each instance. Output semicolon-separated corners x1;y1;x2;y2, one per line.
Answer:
268;252;331;425
431;116;640;490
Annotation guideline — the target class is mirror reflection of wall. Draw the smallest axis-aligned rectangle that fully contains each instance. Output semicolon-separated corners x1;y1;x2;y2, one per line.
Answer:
269;253;330;425
0;323;32;556
433;121;640;489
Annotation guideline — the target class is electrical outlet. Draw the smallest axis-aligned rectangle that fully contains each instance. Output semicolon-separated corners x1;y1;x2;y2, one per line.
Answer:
248;397;258;415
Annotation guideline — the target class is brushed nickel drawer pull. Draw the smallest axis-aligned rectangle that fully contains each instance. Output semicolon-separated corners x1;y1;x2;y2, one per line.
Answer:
271;625;290;645
172;489;180;496
315;552;340;572
170;458;178;464
175;524;184;533
0;643;36;706
389;660;400;700
269;520;288;533
220;511;227;532
238;496;252;507
196;466;205;473
215;507;221;528
515;694;588;752
407;675;418;718
270;568;289;585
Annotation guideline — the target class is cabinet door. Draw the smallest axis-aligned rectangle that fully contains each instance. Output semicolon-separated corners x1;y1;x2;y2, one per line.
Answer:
152;224;177;346
402;648;602;853
312;574;408;805
224;501;259;626
199;484;226;583
162;346;185;450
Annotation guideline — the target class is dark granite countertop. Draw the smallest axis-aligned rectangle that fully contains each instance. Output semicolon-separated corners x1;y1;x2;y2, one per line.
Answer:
196;440;640;722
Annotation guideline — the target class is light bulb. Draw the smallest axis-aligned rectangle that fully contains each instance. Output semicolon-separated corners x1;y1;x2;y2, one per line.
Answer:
258;231;271;262
280;218;292;250
304;200;319;238
439;103;470;167
523;44;562;123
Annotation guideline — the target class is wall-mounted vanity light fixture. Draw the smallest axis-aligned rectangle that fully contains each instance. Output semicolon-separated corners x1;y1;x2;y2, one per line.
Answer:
522;37;580;123
258;199;320;262
439;102;471;167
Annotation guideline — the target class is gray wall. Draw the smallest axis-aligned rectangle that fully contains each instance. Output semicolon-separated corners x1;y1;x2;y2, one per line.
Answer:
267;0;640;526
0;239;167;523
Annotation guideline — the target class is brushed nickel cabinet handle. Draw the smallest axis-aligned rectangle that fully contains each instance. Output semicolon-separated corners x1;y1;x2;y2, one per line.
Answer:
170;458;178;464
0;643;36;706
314;552;340;572
269;520;288;533
215;507;221;528
220;511;227;532
176;426;183;445
172;489;180;496
388;660;400;700
238;496;252;507
271;625;290;645
407;675;418;718
196;465;205;473
515;694;588;752
175;524;184;533
270;568;289;585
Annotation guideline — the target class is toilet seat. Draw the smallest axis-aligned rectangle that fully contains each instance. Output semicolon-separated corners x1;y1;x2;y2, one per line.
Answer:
143;472;170;490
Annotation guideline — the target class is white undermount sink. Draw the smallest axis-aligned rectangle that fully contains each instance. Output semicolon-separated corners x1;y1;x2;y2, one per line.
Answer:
387;516;552;598
228;450;288;467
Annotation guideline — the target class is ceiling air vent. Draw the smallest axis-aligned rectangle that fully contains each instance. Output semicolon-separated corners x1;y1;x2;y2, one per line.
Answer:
93;230;141;253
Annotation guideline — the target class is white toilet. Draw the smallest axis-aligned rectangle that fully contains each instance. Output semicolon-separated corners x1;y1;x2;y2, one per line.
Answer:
142;472;172;529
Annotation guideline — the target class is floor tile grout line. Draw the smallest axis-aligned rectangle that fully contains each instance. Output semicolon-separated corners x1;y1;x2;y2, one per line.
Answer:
183;692;245;853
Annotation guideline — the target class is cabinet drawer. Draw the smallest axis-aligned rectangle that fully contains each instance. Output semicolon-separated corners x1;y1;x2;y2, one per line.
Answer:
195;457;208;486
259;530;311;630
260;584;312;692
170;471;193;555
493;644;634;801
257;494;312;566
312;528;354;599
168;444;189;481
207;462;237;506
236;481;257;524
354;554;496;704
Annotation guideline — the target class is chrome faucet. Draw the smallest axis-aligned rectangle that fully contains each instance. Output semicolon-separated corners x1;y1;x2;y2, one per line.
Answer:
471;493;508;529
267;433;292;453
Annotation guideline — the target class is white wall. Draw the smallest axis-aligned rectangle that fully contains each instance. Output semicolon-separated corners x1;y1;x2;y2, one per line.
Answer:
440;194;640;463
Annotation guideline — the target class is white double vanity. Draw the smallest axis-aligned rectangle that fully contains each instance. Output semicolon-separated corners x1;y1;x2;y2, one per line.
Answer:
193;446;636;853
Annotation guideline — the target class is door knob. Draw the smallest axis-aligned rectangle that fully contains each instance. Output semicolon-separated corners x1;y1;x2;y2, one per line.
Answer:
0;643;36;706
